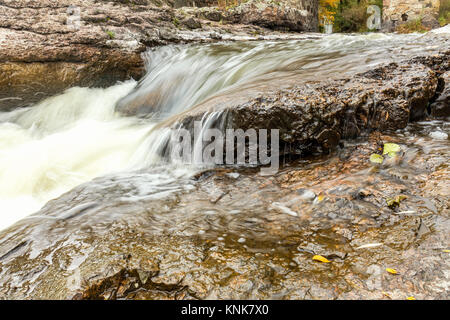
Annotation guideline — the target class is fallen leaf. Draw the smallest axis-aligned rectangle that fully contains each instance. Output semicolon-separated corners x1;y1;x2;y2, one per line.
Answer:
312;255;330;263
383;143;401;157
370;154;384;164
386;268;398;275
443;250;450;253
382;292;392;299
406;296;416;300
386;195;407;208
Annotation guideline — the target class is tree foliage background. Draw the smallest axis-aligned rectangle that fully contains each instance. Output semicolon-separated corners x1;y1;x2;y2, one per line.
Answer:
440;0;450;25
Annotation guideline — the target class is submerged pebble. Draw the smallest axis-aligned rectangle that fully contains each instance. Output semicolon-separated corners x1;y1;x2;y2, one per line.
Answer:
226;172;240;179
429;131;448;140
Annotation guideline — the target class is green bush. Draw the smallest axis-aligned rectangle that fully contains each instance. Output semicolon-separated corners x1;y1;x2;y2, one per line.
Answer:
440;0;450;26
105;30;115;39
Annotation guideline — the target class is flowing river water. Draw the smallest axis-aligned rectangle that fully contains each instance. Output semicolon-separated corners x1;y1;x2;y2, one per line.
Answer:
0;32;448;232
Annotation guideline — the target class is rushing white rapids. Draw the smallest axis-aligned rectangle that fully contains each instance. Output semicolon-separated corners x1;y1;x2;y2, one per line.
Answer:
0;32;448;230
0;82;154;228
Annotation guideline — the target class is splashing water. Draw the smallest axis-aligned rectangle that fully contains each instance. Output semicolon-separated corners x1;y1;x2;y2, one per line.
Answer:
0;32;448;230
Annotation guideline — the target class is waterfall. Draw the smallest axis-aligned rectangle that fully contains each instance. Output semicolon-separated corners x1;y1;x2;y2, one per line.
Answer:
0;32;442;230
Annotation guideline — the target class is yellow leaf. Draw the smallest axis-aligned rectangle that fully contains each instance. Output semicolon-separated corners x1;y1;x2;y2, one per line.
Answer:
386;268;398;274
443;250;450;253
383;143;401;157
382;292;392;299
312;255;330;263
370;153;384;164
386;195;407;208
317;195;324;202
406;296;416;300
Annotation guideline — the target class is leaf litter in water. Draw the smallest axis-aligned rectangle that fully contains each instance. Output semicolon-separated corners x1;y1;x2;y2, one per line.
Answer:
370;154;384;164
383;143;401;157
312;255;330;263
382;292;392;299
386;268;398;275
386;195;407;208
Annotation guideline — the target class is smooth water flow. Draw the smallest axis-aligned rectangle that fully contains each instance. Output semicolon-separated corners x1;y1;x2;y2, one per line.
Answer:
0;32;447;230
117;32;444;118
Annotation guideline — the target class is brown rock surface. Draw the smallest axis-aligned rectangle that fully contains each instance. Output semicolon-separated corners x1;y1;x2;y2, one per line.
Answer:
0;123;448;299
430;71;450;118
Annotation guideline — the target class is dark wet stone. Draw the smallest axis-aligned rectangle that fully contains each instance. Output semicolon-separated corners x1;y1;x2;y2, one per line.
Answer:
182;17;202;29
430;71;450;118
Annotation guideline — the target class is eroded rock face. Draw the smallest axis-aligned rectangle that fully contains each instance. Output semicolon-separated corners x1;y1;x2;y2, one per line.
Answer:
0;123;448;300
185;0;318;32
430;71;450;118
0;0;319;110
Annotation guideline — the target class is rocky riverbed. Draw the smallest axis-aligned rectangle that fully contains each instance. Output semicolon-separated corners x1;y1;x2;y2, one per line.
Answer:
0;7;448;299
0;120;448;299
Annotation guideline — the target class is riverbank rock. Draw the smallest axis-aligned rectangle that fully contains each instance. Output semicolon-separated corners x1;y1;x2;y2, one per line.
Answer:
183;0;318;32
0;0;318;111
0;122;448;299
430;71;450;118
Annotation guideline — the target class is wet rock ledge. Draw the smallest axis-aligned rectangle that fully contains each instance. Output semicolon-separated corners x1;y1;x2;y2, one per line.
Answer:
0;0;318;111
155;51;449;156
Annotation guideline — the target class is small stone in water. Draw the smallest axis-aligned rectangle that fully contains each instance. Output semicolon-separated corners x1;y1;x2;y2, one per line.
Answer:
198;230;205;235
298;189;316;200
226;172;240;179
237;237;246;243
429;131;448;140
270;202;298;216
218;237;224;241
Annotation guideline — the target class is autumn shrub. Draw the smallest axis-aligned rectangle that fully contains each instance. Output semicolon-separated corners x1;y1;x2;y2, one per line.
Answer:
320;0;383;33
440;0;450;26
